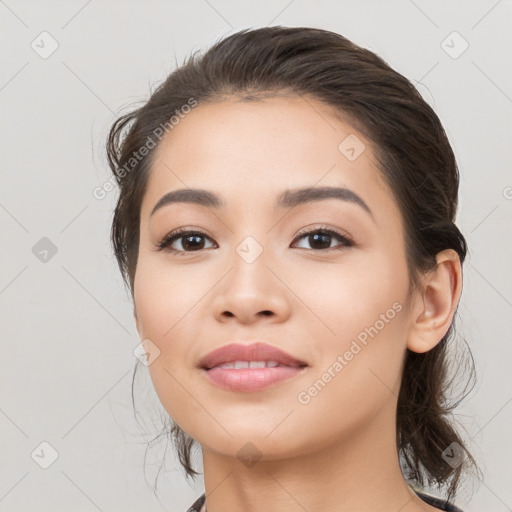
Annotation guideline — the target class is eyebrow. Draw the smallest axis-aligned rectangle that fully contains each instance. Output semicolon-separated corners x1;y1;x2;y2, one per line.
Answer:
150;186;374;219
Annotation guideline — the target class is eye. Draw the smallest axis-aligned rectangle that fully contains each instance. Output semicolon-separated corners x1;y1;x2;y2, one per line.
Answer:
155;225;353;255
291;226;353;251
155;228;216;255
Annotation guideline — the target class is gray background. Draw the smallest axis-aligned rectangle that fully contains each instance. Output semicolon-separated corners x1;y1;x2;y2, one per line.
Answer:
1;1;511;511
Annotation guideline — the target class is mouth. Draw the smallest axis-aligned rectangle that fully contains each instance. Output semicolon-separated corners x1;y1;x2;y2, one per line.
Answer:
198;341;308;370
198;342;309;392
204;360;308;370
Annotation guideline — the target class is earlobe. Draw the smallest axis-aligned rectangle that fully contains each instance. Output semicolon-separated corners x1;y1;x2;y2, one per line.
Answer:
407;249;462;354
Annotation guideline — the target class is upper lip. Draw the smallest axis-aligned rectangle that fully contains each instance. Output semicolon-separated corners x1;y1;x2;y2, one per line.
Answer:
199;342;308;369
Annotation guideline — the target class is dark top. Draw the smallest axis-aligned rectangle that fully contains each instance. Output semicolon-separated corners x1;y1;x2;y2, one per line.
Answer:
186;489;466;511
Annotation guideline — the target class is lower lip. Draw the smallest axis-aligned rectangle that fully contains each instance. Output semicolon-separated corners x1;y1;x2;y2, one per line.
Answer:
201;366;308;392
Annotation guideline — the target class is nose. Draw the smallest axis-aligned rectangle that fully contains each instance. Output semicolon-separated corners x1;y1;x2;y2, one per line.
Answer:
212;245;292;325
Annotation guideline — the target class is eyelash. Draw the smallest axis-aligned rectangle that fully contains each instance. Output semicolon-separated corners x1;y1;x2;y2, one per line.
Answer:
155;225;353;255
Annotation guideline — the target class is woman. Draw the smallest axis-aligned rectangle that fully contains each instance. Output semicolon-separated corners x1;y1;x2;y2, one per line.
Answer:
106;26;479;512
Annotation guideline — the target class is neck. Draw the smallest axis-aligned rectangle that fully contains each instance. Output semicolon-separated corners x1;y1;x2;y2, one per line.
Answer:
199;404;434;512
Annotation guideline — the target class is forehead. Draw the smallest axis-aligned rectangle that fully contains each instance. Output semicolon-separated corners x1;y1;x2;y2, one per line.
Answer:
140;95;393;219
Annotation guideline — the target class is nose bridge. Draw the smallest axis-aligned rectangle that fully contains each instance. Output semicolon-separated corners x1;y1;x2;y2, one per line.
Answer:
229;232;272;293
226;203;289;286
212;229;289;321
227;201;275;267
235;232;266;266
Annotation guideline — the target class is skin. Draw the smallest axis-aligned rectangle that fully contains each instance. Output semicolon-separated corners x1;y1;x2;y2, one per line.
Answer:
132;95;462;512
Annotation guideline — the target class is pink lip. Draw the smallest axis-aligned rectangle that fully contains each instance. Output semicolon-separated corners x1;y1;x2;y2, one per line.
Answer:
198;342;309;392
198;342;308;369
203;366;308;392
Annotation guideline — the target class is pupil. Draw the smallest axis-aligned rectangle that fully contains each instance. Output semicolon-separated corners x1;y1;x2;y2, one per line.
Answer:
310;233;331;249
183;234;204;251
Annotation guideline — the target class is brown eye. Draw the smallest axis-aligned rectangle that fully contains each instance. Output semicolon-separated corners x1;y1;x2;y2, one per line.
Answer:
157;229;215;254
156;226;353;255
292;228;353;251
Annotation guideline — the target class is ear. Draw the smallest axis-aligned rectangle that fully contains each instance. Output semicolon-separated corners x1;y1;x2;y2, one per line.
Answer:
407;249;463;353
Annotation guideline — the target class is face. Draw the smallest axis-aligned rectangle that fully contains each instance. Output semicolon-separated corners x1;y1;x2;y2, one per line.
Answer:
133;95;413;460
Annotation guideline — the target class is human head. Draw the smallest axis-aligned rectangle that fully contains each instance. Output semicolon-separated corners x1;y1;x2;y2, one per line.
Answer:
106;26;478;501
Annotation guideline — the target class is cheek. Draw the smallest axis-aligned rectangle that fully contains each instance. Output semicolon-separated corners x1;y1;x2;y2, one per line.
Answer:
133;256;208;418
289;248;408;344
293;251;409;416
133;252;208;339
290;296;408;449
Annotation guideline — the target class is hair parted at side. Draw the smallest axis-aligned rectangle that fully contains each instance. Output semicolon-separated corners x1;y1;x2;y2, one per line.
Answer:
106;26;480;502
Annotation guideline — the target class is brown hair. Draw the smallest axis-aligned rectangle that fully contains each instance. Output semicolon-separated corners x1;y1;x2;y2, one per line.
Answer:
106;26;480;502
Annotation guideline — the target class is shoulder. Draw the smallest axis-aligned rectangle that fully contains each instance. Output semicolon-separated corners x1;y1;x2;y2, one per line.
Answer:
414;489;467;512
186;490;468;512
186;493;206;512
